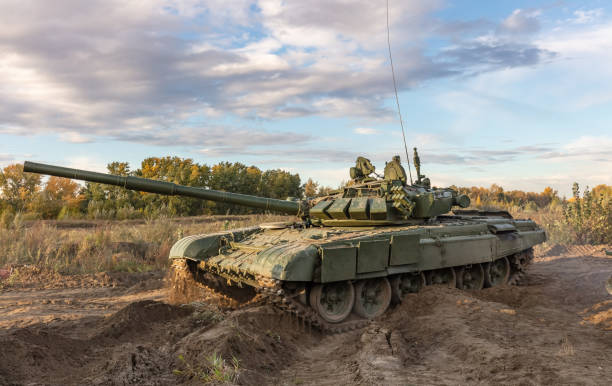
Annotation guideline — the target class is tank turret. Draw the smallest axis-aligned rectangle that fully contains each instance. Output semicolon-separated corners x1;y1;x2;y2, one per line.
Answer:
24;156;469;226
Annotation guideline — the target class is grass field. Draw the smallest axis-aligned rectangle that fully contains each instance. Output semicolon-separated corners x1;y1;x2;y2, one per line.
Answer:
0;214;290;274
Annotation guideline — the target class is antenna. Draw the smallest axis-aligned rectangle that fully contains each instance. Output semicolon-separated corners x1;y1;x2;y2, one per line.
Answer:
386;0;413;184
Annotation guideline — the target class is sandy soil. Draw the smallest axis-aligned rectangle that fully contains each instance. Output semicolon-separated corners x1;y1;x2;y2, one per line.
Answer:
0;245;610;385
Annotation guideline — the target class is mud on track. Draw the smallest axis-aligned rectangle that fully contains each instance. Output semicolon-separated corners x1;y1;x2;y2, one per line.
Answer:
0;246;610;385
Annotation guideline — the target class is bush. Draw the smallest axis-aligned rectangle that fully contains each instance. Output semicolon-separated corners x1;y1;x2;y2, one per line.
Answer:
563;183;611;244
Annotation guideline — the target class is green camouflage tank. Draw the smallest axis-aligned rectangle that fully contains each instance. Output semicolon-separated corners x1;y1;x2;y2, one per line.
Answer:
24;149;546;331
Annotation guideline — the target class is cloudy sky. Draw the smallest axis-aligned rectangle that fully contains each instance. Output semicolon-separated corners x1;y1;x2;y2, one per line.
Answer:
1;0;610;196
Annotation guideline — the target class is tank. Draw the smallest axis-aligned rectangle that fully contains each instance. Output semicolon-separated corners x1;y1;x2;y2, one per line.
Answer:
24;149;546;331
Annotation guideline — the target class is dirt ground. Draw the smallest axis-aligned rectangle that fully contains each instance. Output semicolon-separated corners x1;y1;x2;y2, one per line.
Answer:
0;245;610;385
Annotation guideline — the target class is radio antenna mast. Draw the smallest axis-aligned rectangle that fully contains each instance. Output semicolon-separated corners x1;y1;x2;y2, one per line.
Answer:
386;0;413;184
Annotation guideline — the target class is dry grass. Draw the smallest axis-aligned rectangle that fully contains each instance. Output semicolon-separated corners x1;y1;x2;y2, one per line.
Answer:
0;214;291;274
508;204;611;247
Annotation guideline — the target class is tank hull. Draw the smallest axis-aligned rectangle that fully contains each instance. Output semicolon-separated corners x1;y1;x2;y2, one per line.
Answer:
169;213;546;330
171;216;544;283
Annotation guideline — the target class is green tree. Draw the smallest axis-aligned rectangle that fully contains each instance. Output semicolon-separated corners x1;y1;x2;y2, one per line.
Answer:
260;169;302;199
137;156;210;216
209;162;262;214
82;162;143;219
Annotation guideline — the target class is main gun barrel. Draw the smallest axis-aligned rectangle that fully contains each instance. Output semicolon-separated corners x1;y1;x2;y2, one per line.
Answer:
23;161;303;215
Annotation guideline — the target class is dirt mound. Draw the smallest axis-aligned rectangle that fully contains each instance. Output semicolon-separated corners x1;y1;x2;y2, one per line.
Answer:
0;297;309;385
86;343;173;386
96;300;193;339
0;325;88;384
173;306;309;385
303;284;612;385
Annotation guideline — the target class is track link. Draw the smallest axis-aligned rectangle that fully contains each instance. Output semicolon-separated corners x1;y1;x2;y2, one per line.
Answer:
270;286;370;334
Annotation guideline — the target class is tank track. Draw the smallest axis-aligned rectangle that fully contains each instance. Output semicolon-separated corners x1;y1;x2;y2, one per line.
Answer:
169;259;368;333
170;247;534;334
266;285;371;334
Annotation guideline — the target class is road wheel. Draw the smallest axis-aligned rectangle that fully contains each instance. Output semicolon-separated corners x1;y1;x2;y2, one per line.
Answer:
390;272;426;302
456;264;485;290
426;267;456;288
309;281;355;323
353;278;392;319
485;257;510;287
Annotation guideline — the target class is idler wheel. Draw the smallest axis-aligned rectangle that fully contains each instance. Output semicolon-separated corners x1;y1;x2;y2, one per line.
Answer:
309;281;355;323
391;272;426;302
426;267;457;288
456;264;485;290
485;256;510;287
353;278;392;319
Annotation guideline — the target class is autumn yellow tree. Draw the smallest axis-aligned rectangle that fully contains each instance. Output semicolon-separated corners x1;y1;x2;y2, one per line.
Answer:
45;176;80;201
28;176;84;219
303;178;319;197
0;164;41;212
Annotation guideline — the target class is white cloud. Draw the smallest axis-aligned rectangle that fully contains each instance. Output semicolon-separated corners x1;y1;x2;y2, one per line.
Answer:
532;20;612;110
65;156;108;173
300;167;349;188
59;132;93;144
0;0;586;186
500;9;541;35
354;127;379;135
537;22;612;56
0;0;554;146
0;152;39;168
571;9;603;24
413;134;443;146
0;153;16;167
257;0;439;50
539;135;612;162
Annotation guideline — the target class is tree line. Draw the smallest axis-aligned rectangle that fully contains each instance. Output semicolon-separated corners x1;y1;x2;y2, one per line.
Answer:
1;157;610;244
